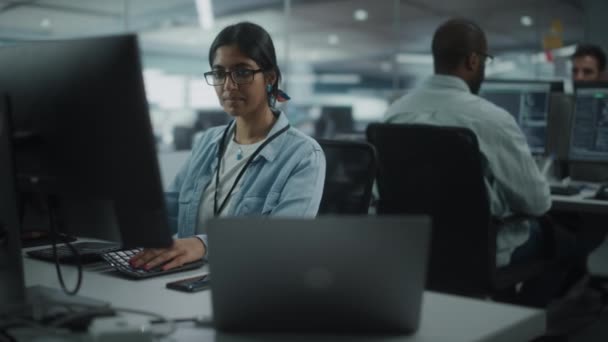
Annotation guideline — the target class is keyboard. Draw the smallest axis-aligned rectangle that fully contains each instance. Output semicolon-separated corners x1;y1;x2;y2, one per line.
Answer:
550;184;581;196
101;249;205;279
27;241;120;263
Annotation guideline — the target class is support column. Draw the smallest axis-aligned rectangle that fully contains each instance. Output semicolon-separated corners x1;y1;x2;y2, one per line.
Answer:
583;0;608;51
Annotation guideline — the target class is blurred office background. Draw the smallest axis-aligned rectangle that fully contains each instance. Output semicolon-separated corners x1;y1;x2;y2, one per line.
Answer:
0;0;605;152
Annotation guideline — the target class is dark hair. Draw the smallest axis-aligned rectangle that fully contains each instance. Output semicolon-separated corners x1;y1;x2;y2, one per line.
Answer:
208;22;282;104
572;44;606;72
431;18;486;73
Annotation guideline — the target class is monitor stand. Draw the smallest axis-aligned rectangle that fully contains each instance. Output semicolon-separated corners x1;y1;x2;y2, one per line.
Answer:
0;93;28;314
0;95;108;320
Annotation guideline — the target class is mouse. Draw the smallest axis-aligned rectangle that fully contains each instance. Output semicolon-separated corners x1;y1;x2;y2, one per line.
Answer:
594;184;608;200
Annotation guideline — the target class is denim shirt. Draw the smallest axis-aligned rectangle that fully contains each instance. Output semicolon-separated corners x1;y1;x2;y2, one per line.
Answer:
164;111;326;250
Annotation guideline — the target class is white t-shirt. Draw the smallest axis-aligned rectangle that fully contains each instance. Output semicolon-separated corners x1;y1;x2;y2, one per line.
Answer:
196;133;266;234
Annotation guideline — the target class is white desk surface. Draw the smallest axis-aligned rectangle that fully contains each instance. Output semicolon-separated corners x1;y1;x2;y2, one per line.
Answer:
21;251;545;342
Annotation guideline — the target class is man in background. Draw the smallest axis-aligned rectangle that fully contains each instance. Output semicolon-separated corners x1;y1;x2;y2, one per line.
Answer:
571;44;606;81
385;18;581;307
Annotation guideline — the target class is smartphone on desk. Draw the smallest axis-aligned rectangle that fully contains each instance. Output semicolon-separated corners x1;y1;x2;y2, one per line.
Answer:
166;273;210;293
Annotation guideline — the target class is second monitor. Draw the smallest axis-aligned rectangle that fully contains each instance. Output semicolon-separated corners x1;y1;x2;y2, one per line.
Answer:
569;84;608;162
480;80;558;155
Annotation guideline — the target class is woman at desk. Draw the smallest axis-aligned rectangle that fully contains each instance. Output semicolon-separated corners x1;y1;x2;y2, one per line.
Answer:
130;22;326;271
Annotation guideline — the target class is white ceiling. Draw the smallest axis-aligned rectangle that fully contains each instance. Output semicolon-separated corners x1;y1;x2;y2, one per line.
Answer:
0;0;587;81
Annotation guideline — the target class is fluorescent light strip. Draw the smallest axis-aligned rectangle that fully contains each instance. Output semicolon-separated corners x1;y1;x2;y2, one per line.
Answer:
395;53;434;65
317;74;361;84
195;0;214;30
289;74;361;85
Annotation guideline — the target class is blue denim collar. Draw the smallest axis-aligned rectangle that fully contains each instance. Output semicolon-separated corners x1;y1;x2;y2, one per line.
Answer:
209;111;289;164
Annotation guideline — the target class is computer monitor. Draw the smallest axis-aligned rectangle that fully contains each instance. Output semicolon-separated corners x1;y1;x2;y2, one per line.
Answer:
195;110;230;132
0;35;173;311
569;83;608;162
480;80;557;155
315;106;354;138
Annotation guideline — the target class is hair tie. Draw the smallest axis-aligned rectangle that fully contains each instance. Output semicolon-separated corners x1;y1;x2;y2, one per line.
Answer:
276;89;291;103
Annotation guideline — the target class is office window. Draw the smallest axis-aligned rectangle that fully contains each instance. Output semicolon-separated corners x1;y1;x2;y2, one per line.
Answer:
0;0;588;150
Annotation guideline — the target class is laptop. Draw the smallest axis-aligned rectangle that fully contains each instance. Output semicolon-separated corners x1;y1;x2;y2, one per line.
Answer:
207;216;431;334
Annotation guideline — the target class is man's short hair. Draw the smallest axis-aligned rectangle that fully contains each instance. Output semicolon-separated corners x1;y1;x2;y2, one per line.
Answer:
432;18;486;73
572;44;607;72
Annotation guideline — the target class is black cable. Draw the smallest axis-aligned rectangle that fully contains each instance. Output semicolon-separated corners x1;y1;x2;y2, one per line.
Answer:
46;196;82;295
150;316;214;328
0;330;17;342
547;287;608;338
17;195;25;227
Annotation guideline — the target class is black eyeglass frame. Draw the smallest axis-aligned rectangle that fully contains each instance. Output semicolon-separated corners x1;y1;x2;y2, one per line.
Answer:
203;68;266;86
475;52;494;64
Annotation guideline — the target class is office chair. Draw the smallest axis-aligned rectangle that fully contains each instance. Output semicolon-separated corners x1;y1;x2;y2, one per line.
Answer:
366;123;552;300
317;139;377;215
172;126;195;151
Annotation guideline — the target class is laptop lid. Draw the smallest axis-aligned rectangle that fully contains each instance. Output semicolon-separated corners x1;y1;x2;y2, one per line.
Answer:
207;216;431;334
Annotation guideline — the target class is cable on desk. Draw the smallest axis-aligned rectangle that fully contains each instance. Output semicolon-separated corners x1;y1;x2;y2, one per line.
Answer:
0;330;17;342
149;315;214;328
0;317;74;340
110;307;177;337
2;301;177;339
39;302;177;338
546;285;608;338
47;195;83;296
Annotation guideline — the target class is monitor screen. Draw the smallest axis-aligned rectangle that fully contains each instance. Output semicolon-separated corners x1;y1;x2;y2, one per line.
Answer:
569;87;608;161
0;34;176;310
315;106;354;139
0;34;174;249
480;82;552;154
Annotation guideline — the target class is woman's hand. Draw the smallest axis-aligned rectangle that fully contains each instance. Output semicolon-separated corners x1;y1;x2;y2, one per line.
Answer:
129;237;206;271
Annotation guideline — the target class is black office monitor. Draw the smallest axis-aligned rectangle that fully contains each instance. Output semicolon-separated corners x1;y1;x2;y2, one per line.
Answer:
0;35;173;310
315;106;354;138
195;110;230;131
0;95;26;312
480;80;558;155
174;110;230;150
569;83;608;162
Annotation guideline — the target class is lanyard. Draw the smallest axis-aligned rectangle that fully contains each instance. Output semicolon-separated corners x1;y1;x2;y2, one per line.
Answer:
213;120;290;216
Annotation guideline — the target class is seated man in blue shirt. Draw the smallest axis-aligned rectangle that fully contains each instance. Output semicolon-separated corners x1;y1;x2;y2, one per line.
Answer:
385;18;584;306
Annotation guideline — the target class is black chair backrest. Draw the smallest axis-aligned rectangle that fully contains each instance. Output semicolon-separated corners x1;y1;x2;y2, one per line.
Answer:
317;139;377;215
367;123;495;297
